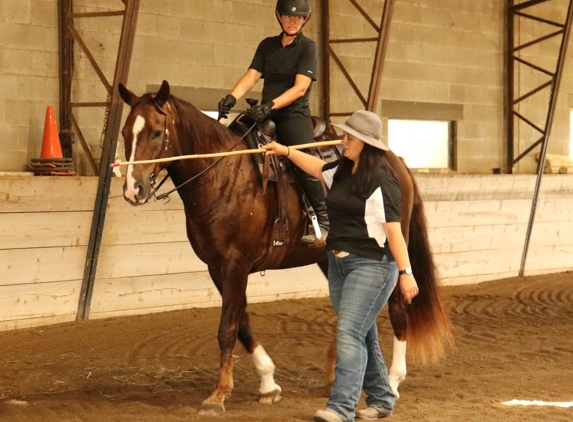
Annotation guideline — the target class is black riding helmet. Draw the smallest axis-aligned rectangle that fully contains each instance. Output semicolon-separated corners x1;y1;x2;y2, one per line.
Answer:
276;0;311;17
276;0;311;35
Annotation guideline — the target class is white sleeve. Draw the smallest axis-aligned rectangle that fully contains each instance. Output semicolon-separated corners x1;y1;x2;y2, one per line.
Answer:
322;166;338;189
364;187;388;247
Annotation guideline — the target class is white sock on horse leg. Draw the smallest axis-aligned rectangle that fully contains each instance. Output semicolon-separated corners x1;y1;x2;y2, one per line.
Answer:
251;344;281;395
388;337;407;399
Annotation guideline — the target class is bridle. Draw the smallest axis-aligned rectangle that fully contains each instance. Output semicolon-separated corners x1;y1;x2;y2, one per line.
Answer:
144;98;256;201
148;98;172;195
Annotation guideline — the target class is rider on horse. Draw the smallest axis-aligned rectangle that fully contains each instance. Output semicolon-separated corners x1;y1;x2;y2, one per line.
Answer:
217;0;329;247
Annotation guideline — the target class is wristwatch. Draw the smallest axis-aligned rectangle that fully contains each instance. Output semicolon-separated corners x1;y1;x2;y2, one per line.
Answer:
398;267;412;276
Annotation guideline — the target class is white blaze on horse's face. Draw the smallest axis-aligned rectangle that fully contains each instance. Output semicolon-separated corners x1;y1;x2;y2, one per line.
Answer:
124;115;146;203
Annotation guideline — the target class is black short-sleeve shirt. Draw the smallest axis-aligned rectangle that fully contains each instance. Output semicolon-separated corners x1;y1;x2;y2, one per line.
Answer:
249;32;317;119
321;160;402;261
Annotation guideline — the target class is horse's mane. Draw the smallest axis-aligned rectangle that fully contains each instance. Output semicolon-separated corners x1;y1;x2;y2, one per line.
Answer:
144;93;236;152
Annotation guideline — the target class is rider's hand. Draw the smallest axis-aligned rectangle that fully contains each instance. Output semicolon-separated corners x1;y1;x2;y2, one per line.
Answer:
248;100;274;122
399;274;418;304
217;94;236;120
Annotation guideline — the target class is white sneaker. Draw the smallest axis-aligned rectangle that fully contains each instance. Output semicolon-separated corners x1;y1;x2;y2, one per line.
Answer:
313;408;344;422
356;406;392;420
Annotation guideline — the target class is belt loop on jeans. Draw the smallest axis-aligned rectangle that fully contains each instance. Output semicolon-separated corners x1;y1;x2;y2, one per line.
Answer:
333;250;350;258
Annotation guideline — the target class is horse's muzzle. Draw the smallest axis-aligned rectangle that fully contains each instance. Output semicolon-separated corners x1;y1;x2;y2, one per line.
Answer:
123;181;150;205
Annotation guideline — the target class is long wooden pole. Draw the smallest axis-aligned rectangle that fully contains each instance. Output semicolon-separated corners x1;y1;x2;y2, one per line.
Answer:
111;140;342;167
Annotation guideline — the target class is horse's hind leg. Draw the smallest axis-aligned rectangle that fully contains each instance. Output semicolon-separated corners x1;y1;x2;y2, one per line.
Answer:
236;310;281;404
326;339;337;385
387;286;408;398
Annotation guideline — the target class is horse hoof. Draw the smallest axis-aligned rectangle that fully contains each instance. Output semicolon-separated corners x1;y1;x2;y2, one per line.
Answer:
198;403;225;416
259;389;281;404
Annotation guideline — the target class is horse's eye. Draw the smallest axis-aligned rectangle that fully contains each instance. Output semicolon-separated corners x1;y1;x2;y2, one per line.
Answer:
152;130;162;139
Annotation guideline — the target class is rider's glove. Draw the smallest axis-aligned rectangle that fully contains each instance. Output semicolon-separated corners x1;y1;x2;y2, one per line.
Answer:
217;94;236;120
248;100;275;123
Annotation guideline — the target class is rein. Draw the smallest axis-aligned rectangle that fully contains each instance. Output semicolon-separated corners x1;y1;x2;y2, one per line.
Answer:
155;128;255;200
148;99;257;201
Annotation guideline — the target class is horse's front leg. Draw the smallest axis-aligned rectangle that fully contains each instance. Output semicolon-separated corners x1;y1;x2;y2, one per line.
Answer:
199;264;249;416
235;309;281;404
387;287;408;398
199;322;237;415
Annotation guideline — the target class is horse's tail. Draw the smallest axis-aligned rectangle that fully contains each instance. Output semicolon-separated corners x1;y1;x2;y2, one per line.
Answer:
405;170;453;364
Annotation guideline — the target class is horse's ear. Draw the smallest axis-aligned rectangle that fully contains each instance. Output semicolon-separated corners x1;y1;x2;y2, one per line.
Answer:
118;83;137;106
155;80;170;107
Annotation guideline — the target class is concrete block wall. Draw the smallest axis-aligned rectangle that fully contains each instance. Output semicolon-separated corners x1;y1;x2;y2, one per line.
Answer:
0;0;60;172
70;0;322;171
513;0;573;166
329;0;573;173
1;0;572;174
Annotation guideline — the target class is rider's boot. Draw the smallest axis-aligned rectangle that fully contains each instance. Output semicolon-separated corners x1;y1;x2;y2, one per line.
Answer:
297;170;329;248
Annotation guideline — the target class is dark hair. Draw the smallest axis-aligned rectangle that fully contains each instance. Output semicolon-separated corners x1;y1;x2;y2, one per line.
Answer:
333;144;393;196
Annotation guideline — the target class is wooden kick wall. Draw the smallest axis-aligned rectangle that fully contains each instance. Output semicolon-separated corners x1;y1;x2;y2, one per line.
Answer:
1;174;572;331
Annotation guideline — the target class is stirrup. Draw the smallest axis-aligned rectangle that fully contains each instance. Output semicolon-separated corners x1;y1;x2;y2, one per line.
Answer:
302;212;327;247
301;216;328;248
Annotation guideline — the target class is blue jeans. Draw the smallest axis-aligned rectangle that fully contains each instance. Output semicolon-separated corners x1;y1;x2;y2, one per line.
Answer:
326;252;398;421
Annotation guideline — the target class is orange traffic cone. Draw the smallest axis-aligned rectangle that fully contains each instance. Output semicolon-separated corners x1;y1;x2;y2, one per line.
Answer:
29;106;74;175
40;106;63;159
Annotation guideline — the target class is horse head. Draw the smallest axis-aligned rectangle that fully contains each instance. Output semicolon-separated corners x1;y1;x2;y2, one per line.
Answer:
118;80;176;205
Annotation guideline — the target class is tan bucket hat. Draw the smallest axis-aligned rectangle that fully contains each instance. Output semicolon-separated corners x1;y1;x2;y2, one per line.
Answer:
331;110;389;151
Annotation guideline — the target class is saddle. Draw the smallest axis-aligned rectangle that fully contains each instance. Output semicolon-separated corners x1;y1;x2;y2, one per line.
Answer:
227;107;341;272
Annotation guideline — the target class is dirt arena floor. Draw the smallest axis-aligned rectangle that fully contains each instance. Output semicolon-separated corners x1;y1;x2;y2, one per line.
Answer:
1;271;572;422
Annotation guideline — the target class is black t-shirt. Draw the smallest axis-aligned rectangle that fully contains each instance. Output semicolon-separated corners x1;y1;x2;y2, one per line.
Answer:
322;160;402;261
249;32;317;119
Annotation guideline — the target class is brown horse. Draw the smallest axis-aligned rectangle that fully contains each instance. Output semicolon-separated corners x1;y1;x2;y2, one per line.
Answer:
118;80;452;415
